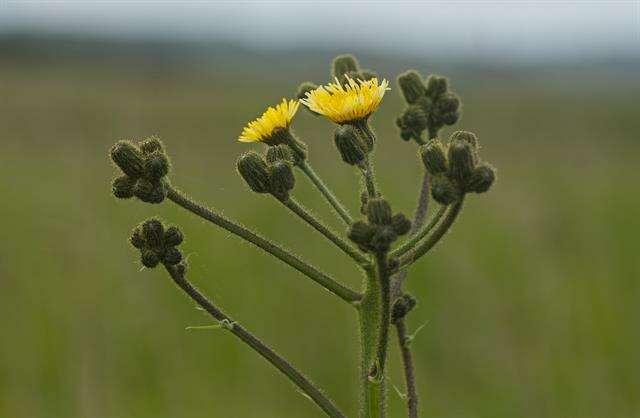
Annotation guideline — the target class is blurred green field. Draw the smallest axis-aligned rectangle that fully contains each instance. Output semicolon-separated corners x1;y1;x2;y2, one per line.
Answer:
1;51;639;418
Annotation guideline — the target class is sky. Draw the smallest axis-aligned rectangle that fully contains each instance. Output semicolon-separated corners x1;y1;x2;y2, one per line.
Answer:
2;1;639;60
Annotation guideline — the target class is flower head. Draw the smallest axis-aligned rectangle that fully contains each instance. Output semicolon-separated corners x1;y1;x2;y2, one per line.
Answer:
239;99;300;143
300;77;389;124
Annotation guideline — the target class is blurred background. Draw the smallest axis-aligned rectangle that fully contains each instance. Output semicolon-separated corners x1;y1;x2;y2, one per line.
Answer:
1;1;639;417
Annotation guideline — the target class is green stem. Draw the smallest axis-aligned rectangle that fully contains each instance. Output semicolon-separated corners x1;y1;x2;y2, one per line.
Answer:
395;320;418;418
372;252;391;375
298;161;354;225
390;205;447;259
360;160;379;199
282;197;370;267
398;197;464;268
163;264;346;418
166;185;361;303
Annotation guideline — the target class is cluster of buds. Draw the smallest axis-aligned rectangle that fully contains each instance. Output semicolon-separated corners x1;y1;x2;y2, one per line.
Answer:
130;218;185;270
348;198;412;254
391;294;417;323
396;70;461;142
296;54;377;112
110;137;170;203
420;131;496;205
237;145;296;201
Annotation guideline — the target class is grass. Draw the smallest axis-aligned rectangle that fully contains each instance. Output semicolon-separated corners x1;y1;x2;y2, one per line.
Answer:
0;59;639;418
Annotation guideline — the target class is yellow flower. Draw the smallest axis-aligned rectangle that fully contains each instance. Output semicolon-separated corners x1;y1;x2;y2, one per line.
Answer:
300;77;390;124
239;99;300;143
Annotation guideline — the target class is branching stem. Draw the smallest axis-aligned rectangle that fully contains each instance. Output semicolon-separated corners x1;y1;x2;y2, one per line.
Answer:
166;185;361;303
163;264;346;418
298;161;354;225
391;205;447;259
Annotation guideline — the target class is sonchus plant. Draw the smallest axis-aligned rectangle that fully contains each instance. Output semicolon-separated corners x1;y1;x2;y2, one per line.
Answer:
109;54;495;418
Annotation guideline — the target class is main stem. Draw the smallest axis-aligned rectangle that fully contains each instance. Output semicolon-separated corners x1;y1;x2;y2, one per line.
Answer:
163;264;346;418
166;185;361;303
372;252;391;375
298;160;354;225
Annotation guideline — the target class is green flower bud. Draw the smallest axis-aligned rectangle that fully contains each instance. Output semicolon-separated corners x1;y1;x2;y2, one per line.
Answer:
348;221;376;250
360;69;378;81
448;140;475;183
367;198;392;226
431;175;461;205
110;141;145;178
139;136;164;155
391;213;412;236
392;294;417;323
466;164;496;193
112;175;136;199
420;140;448;175
425;75;448;98
163;247;182;265
296;81;318;101
332;54;360;79
142;219;164;249
266;144;294;165
450;130;478;148
397;106;428;142
370;226;397;253
130;227;145;249
397;70;427;104
269;161;295;200
437;94;461;126
145;151;170;181
164;226;184;247
141;249;160;268
237;152;270;194
334;125;367;166
133;178;166;204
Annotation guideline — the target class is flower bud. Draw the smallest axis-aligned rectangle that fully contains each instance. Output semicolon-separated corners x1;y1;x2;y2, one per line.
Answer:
332;54;360;79
367;198;392;226
437;94;461;126
110;141;145;178
397;106;428;142
163;247;182;265
269;161;295;200
139;136;164;155
141;249;160;268
370;226;397;253
392;294;417;322
450;130;477;148
142;219;164;249
431;175;461;205
237;152;270;194
130;227;145;249
133;178;165;203
348;221;376;250
164;226;184;247
296;81;318;101
425;75;448;98
266;145;294;165
397;70;427;104
145;151;170;181
448;140;475;183
334;125;367;166
466;164;496;193
420;140;448;175
360;69;378;81
391;213;412;236
112;175;136;199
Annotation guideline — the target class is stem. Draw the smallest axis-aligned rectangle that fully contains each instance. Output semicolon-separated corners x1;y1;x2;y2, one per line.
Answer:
166;185;361;303
283;197;370;267
390;205;447;259
395;320;418;418
371;252;391;375
360;160;379;199
398;198;464;268
298;161;354;225
163;264;346;418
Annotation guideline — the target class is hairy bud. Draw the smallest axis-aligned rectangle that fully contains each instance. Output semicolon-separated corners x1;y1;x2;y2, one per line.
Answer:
142;219;164;249
237;152;270;194
334;125;367;166
110;141;145;178
398;70;427;104
391;213;412;236
269;161;296;200
466;164;496;193
145;151;170;182
431;175;462;205
133;178;166;204
112;175;136;199
296;81;318;101
425;75;448;98
367;198;393;226
164;226;184;247
163;247;183;265
348;221;376;251
450;130;478;148
266;145;294;165
332;54;360;79
392;294;418;322
139;136;164;155
131;219;185;269
448;140;475;183
420;140;448;175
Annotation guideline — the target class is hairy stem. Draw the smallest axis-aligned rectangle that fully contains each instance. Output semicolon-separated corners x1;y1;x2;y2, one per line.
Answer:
372;252;391;375
283;197;370;267
361;161;379;199
391;205;447;260
298;161;354;225
398;198;464;268
395;320;418;418
163;264;346;418
166;185;361;303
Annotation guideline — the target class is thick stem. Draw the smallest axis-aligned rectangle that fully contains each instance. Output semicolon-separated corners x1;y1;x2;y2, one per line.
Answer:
298;161;354;225
372;252;391;375
398;198;464;268
166;185;361;303
395;320;418;418
283;197;370;267
163;264;346;418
